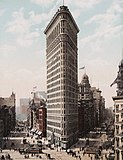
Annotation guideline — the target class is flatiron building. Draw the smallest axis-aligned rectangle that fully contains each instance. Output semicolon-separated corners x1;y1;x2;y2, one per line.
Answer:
44;5;79;149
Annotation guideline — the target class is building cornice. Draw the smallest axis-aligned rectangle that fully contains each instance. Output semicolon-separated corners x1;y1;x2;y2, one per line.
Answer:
44;6;79;34
112;96;123;100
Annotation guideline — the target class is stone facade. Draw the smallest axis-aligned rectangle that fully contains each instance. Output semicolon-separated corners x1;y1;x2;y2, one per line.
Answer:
91;87;105;127
112;59;123;160
78;74;94;136
44;5;79;149
113;96;123;160
0;92;16;138
78;74;105;137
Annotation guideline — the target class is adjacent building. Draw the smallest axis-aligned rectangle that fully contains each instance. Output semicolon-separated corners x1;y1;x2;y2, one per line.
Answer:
78;74;94;136
91;87;105;127
78;73;105;136
44;5;79;149
111;59;123;160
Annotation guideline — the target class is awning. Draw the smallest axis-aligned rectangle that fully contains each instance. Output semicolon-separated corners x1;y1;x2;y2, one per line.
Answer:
35;130;39;134
31;129;35;132
31;128;37;133
38;131;42;135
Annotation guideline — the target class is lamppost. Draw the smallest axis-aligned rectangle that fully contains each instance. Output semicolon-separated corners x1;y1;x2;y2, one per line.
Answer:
51;131;55;145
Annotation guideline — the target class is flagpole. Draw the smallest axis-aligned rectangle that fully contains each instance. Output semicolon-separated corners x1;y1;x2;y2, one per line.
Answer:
79;66;85;72
79;66;86;82
63;0;64;6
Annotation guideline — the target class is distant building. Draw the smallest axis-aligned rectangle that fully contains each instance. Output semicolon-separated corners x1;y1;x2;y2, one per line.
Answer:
20;98;30;120
111;59;123;160
44;5;79;149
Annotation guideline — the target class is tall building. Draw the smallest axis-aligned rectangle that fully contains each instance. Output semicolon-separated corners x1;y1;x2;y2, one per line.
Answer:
78;73;94;136
91;87;105;127
111;59;123;160
44;5;79;149
78;73;105;137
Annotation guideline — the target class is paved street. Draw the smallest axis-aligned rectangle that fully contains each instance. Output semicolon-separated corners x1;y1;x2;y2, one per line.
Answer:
0;147;110;160
0;134;111;160
0;132;109;160
0;149;97;160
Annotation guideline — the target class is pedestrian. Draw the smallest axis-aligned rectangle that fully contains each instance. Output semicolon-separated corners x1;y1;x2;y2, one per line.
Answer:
8;154;11;159
83;151;85;156
105;154;107;159
1;155;5;160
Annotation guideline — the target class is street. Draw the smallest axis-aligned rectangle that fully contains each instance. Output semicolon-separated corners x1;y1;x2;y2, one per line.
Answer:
0;132;112;160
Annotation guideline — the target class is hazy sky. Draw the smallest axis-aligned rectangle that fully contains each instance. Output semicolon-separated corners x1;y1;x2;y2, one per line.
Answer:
0;0;123;107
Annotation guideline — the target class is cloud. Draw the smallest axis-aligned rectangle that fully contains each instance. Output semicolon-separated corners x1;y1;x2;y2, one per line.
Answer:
31;0;55;6
6;8;30;34
29;11;49;25
6;8;41;47
16;31;40;47
0;44;16;56
5;3;62;47
64;0;102;10
73;0;102;9
72;9;81;19
0;8;6;16
80;0;123;49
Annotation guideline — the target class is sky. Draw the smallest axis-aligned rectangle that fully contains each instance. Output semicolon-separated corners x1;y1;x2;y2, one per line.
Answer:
0;0;123;107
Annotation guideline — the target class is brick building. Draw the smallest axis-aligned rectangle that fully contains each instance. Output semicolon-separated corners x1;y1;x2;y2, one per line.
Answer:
28;91;47;137
39;106;47;137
